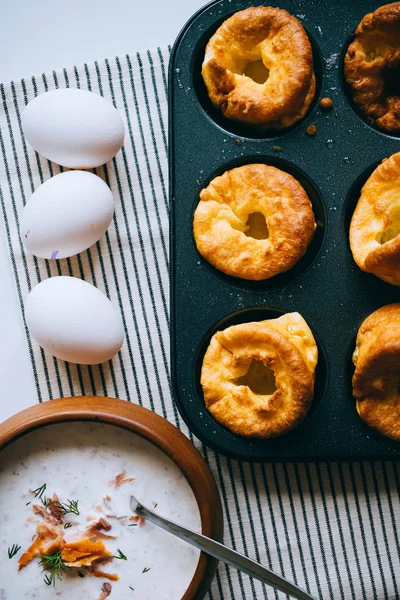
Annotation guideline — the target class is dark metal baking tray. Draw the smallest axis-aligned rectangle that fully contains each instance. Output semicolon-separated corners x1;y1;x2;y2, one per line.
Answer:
169;0;400;461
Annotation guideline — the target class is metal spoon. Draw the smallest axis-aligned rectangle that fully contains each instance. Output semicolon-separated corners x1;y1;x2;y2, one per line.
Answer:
130;496;315;600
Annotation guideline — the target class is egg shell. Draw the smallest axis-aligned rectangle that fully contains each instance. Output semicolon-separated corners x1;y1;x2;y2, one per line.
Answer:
22;88;125;168
21;171;114;259
25;277;124;365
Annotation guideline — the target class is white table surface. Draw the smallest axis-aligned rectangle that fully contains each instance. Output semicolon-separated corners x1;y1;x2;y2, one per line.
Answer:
0;0;206;421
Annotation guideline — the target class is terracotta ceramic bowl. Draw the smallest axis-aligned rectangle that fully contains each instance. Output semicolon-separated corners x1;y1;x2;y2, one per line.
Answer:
0;396;223;600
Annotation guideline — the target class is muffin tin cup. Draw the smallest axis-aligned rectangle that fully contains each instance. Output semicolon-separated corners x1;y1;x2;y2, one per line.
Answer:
192;15;324;140
191;156;327;292
169;0;400;461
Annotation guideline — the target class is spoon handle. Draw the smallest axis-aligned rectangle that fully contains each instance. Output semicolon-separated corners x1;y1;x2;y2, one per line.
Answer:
131;496;315;600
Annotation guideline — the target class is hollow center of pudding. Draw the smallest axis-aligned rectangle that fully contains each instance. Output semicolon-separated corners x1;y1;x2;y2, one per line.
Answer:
244;212;270;240
377;206;400;244
243;59;270;84
235;359;277;395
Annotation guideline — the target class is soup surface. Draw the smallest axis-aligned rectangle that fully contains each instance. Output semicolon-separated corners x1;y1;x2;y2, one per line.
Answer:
0;422;201;599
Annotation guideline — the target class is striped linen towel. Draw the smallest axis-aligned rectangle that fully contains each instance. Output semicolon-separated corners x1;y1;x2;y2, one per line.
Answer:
0;48;399;600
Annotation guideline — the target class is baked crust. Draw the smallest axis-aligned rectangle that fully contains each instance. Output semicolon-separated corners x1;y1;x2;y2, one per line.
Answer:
201;312;318;438
353;303;400;441
193;164;316;280
344;2;400;133
349;152;400;286
201;6;315;128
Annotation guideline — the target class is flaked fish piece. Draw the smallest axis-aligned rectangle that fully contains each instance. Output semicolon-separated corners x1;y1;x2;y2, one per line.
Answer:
87;518;116;540
62;539;112;567
109;470;134;488
98;582;112;599
129;514;145;527
92;567;119;582
18;523;63;570
32;504;61;526
32;493;64;525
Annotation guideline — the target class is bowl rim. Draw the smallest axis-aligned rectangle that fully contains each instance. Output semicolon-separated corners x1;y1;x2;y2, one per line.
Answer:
0;396;223;600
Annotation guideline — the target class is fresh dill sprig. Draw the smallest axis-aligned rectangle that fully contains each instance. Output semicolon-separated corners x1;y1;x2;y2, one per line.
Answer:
32;483;47;500
53;499;80;516
128;523;137;527
8;544;21;559
129;586;134;590
39;551;66;586
64;522;72;529
43;574;54;586
114;548;127;560
142;567;150;573
77;571;85;578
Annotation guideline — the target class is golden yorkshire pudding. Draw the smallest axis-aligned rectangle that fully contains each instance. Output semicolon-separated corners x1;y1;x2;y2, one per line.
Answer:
344;2;400;133
201;6;315;128
353;303;400;441
350;152;400;286
201;312;318;438
193;164;316;280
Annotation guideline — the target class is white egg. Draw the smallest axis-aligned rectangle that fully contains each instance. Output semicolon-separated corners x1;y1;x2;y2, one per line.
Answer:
25;276;124;365
21;171;114;259
22;88;125;168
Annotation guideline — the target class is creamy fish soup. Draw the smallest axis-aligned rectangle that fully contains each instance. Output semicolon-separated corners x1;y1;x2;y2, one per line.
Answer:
0;422;201;599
